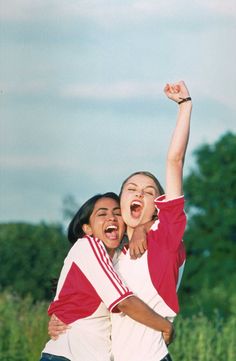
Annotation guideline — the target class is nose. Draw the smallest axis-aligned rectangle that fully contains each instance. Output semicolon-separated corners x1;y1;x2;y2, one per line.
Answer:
136;189;144;198
106;213;116;221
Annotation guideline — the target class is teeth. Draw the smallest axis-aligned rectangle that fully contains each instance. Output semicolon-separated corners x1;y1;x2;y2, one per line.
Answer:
105;225;117;232
131;201;142;207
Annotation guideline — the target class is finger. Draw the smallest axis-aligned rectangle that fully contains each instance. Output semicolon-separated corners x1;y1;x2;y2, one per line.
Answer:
51;313;59;321
129;244;134;258
162;334;170;345
50;324;68;331
164;83;170;92
53;321;68;327
174;85;180;93
134;244;144;258
50;319;69;328
136;244;145;256
140;239;148;251
129;246;138;259
169;84;175;94
49;332;59;338
133;242;141;255
49;328;67;336
48;330;60;337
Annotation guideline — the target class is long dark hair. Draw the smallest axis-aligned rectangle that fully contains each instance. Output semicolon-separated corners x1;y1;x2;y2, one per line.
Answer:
119;171;164;197
67;192;120;245
51;192;120;295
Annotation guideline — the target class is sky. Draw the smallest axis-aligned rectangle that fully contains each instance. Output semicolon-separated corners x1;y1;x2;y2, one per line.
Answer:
1;0;236;224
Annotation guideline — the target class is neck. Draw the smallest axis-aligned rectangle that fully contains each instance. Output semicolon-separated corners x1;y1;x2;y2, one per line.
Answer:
126;226;134;240
106;248;115;258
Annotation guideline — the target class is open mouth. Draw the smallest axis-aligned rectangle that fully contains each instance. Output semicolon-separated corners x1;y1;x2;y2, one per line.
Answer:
130;200;143;219
104;225;118;240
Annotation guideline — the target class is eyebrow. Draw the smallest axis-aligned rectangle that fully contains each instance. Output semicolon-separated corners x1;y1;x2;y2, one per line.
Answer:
95;206;121;214
126;182;157;190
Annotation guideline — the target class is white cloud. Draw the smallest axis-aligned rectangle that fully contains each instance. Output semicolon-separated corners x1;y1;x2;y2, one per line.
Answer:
0;155;75;170
0;0;53;21
1;74;236;112
0;81;49;95
1;0;236;23
0;0;135;23
201;0;236;17
60;80;236;113
61;81;162;100
189;78;236;113
134;0;236;16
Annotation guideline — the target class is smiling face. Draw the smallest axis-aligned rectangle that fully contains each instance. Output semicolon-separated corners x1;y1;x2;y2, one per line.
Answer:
83;197;126;256
120;174;160;233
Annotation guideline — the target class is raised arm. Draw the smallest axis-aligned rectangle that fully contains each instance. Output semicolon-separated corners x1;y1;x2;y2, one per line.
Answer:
164;81;192;200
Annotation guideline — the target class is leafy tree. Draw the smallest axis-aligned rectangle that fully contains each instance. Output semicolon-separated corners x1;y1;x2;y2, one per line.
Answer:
0;222;70;301
62;194;79;221
180;132;236;317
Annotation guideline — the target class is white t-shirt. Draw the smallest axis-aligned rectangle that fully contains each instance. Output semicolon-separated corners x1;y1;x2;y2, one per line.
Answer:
42;235;133;361
111;196;186;361
111;249;176;361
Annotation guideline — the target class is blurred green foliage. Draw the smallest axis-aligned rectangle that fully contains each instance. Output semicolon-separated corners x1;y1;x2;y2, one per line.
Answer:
169;312;236;361
0;292;48;361
0;132;235;343
0;222;69;300
180;131;236;318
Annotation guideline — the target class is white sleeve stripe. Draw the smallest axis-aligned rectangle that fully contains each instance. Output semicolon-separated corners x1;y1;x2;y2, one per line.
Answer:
109;292;134;311
85;236;129;295
92;237;130;294
96;240;130;293
88;236;129;295
176;261;185;291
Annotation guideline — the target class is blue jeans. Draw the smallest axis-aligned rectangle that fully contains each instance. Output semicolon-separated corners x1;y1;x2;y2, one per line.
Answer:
39;351;171;361
39;353;71;361
160;354;173;361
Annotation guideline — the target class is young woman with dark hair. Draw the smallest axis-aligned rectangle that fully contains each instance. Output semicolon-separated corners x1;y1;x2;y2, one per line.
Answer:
39;192;174;361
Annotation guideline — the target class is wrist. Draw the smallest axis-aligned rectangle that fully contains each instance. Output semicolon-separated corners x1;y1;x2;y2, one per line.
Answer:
163;319;173;333
178;96;192;105
135;223;148;234
178;98;192;111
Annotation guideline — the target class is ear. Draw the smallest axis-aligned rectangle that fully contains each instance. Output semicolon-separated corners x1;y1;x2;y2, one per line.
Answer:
82;224;93;236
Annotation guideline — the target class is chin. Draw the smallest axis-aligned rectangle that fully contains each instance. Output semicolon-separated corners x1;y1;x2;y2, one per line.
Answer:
126;218;142;228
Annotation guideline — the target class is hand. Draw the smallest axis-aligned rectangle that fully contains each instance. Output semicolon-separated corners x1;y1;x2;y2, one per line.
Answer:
129;226;147;260
164;80;190;104
162;323;176;346
48;314;70;340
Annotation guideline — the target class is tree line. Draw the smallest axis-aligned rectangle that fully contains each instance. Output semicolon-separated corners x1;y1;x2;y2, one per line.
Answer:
0;132;236;318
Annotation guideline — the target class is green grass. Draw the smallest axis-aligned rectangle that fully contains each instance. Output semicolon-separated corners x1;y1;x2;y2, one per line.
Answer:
0;292;48;361
169;312;236;361
0;292;235;361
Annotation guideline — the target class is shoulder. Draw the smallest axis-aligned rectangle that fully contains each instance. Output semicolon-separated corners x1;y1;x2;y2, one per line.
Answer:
155;194;185;207
67;236;104;259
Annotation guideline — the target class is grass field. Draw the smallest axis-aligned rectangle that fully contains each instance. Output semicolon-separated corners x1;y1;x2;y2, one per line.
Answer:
0;292;235;361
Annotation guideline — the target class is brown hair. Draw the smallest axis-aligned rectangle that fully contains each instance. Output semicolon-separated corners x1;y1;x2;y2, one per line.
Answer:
119;171;164;197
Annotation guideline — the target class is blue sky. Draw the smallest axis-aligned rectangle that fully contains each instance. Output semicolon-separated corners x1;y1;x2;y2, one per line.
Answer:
1;0;236;224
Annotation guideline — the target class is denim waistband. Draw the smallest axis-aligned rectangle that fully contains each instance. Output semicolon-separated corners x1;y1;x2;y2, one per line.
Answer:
160;353;173;361
40;353;71;361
